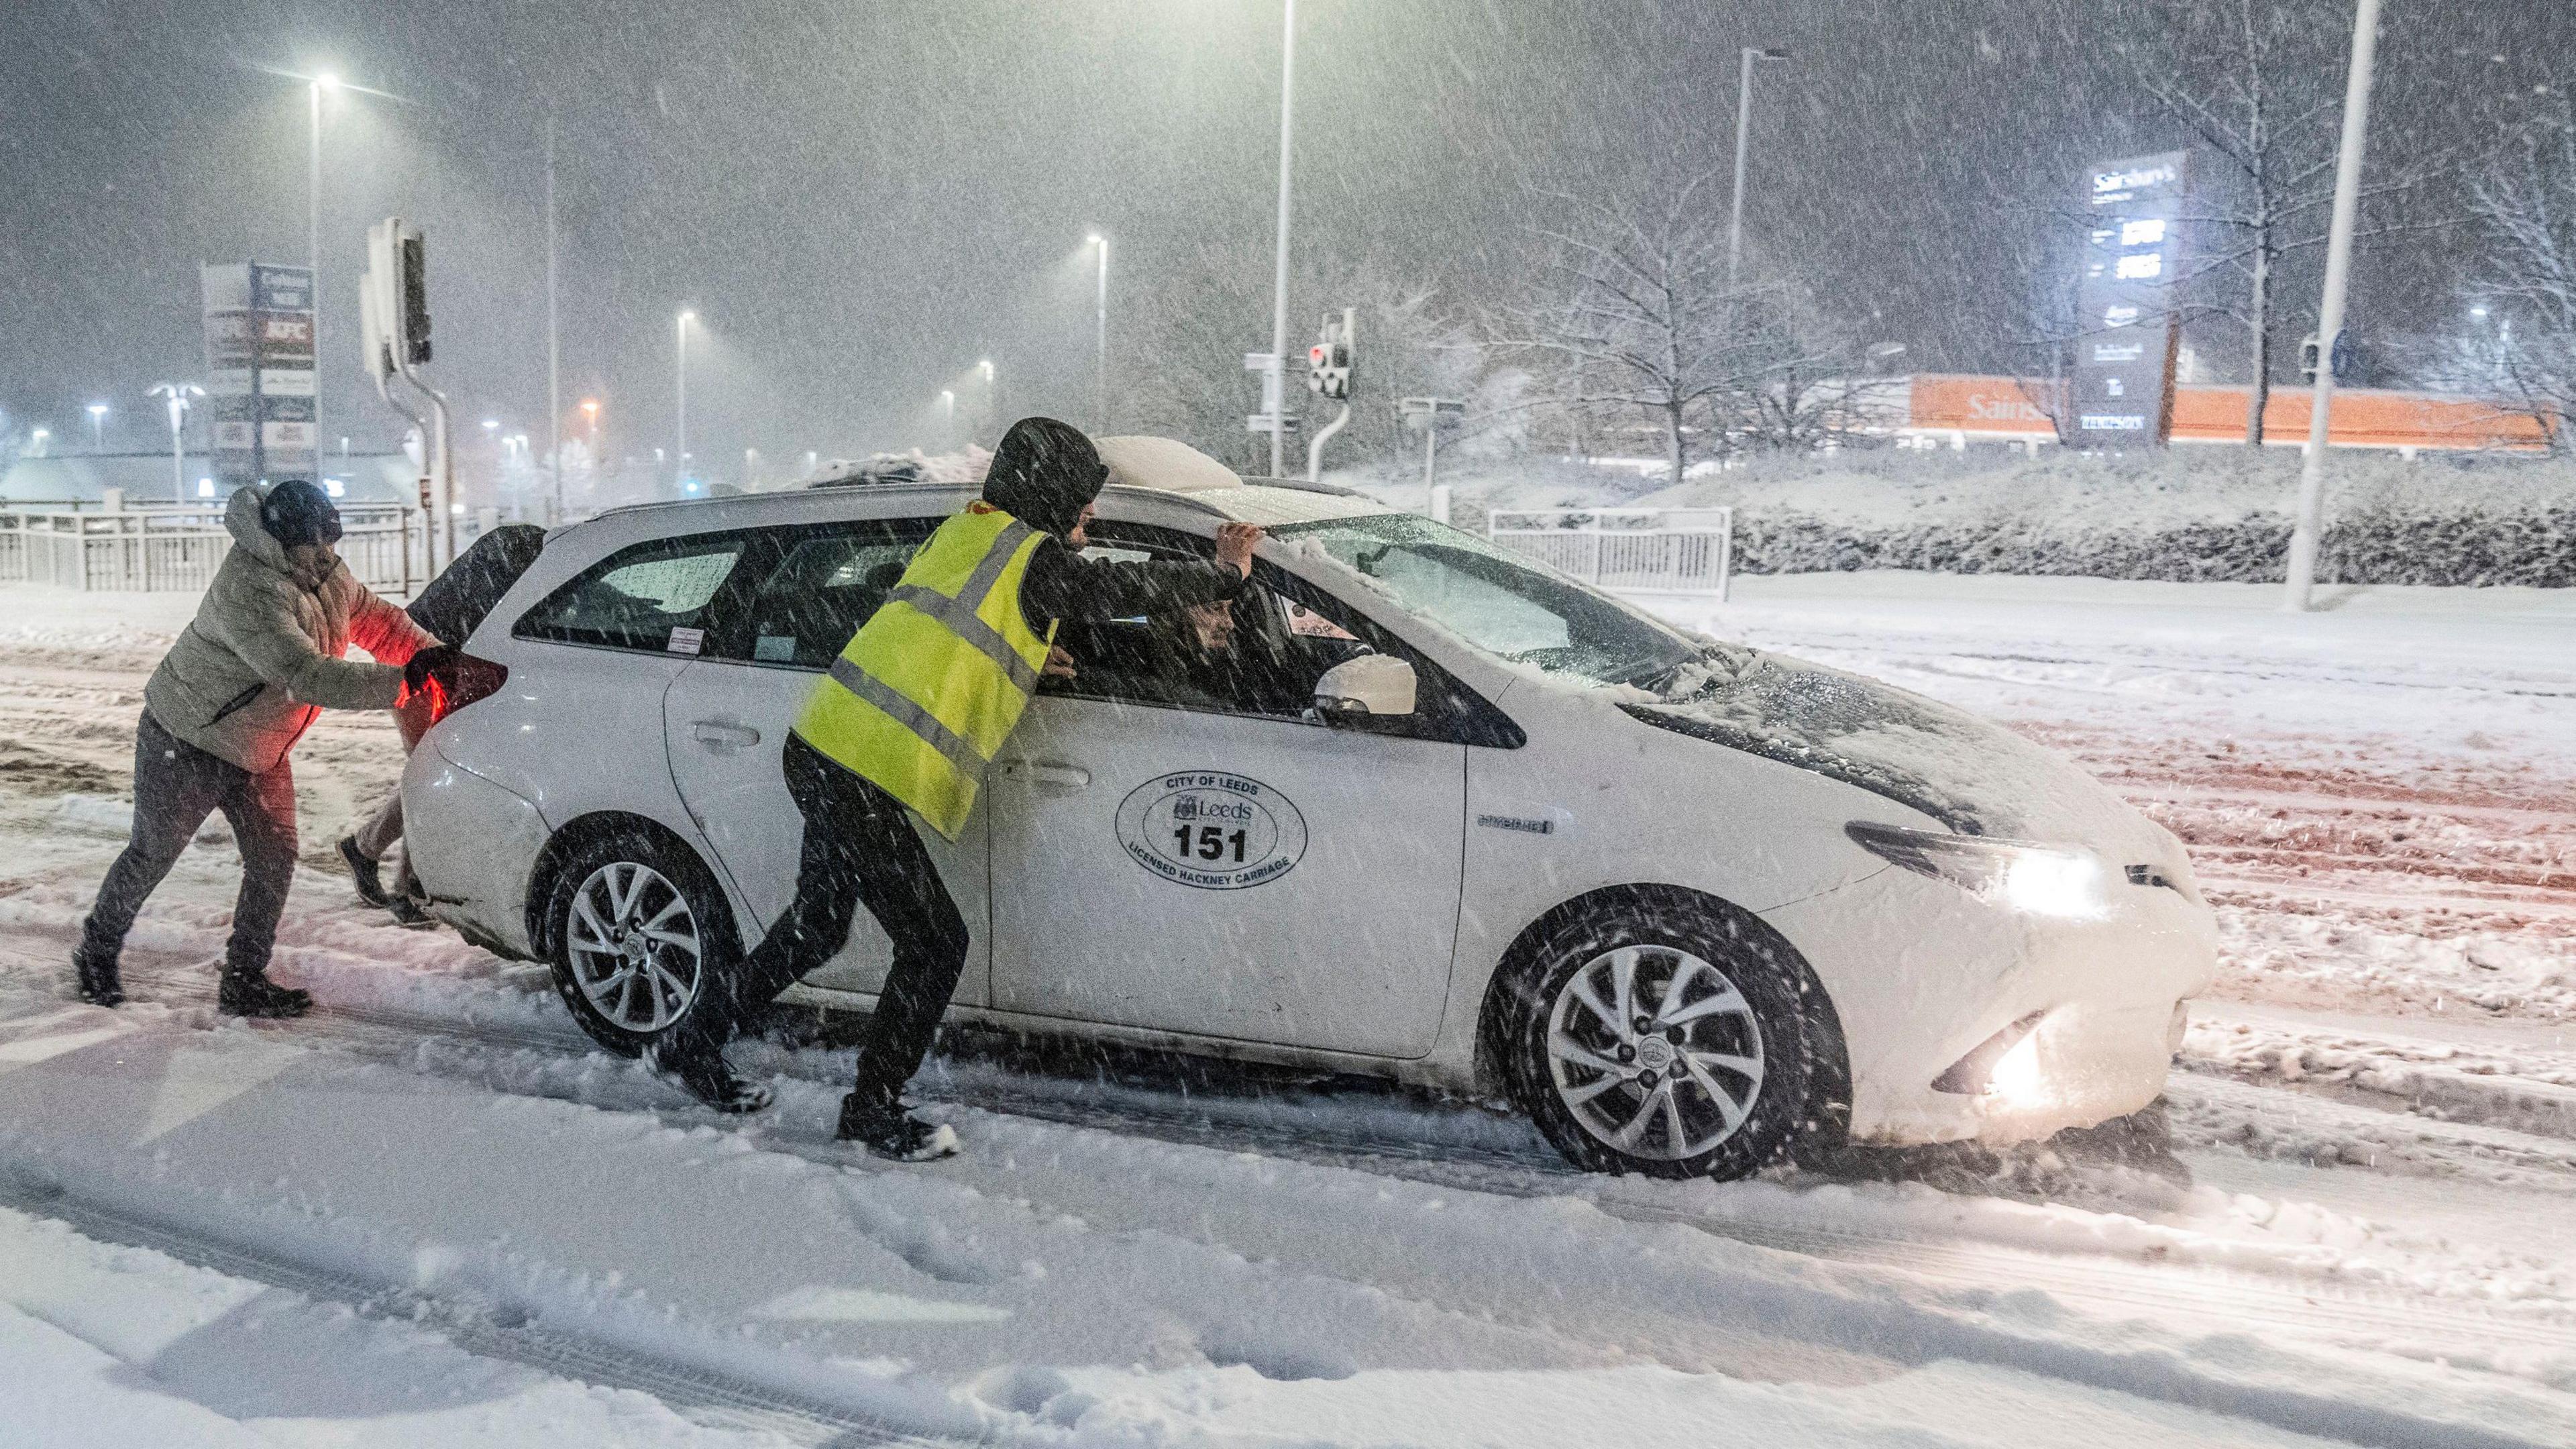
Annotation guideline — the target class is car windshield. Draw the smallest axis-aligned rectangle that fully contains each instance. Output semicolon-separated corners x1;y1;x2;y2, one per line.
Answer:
1269;513;1699;687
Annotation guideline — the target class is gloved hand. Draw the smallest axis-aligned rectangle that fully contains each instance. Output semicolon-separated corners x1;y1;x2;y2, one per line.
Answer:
402;645;459;696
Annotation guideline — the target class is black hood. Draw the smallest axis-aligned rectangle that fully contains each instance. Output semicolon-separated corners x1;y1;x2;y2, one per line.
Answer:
981;417;1104;537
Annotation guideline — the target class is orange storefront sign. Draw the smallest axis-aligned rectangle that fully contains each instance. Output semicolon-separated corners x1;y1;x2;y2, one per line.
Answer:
1906;373;2552;451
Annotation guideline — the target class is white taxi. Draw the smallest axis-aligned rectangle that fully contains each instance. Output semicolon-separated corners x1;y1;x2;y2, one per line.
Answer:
402;440;2215;1179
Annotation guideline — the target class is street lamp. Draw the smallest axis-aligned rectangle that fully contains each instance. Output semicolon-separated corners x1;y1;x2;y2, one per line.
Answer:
87;403;109;451
939;388;956;450
28;428;49;457
308;72;340;462
580;397;601;470
1725;47;1792;287
149;382;205;504
1264;0;1298;476
1087;233;1110;433
676;309;696;495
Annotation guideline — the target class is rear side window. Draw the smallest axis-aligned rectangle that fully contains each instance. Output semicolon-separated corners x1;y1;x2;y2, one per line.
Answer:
515;534;751;655
741;523;935;669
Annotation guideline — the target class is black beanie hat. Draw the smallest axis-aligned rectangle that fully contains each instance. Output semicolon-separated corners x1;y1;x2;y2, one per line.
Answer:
981;417;1104;538
259;480;343;548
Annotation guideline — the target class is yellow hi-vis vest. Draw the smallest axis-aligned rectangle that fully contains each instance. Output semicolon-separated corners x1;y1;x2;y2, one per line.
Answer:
792;506;1055;840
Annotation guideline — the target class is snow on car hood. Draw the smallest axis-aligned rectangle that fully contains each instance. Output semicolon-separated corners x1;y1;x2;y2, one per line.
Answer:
1625;645;2169;857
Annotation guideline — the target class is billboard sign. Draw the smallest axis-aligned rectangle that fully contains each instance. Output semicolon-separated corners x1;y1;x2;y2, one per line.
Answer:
2071;152;2188;447
202;262;317;489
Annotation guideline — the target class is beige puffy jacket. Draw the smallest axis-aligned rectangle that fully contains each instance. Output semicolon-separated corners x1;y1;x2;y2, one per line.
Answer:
142;486;434;773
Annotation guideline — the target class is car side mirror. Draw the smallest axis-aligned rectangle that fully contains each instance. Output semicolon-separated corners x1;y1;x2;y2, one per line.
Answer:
1313;654;1417;724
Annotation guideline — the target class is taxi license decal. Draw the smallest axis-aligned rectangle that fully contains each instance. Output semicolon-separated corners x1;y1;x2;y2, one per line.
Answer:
1114;771;1307;891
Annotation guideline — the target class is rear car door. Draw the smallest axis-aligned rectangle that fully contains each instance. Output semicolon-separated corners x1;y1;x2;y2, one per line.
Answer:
658;517;988;1001
984;529;1474;1059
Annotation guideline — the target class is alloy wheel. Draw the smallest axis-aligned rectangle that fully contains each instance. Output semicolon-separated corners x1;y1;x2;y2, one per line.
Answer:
1545;944;1766;1161
565;861;702;1034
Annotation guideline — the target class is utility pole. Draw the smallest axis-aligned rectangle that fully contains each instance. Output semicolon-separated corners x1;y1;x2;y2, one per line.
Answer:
309;76;328;470
1089;233;1110;434
1725;47;1789;288
546;113;562;522
2284;0;2382;612
675;309;693;496
1267;0;1297;476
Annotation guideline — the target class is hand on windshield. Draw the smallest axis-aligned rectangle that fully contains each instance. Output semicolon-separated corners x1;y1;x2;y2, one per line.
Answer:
1042;643;1079;680
1215;523;1265;580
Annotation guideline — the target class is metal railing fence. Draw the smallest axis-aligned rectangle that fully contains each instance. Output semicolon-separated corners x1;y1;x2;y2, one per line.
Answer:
0;505;429;595
1487;507;1734;598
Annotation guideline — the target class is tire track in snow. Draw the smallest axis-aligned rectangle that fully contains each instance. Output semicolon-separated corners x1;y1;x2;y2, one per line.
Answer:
15;938;2576;1391
0;1174;941;1448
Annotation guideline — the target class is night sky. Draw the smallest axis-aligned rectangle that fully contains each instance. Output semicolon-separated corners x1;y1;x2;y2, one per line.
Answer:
1;0;2557;480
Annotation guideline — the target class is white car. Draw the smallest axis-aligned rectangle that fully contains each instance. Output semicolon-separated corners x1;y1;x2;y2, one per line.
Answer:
403;448;2216;1179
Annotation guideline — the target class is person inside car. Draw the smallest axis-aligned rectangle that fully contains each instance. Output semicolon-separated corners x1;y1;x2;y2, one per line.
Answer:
651;417;1263;1162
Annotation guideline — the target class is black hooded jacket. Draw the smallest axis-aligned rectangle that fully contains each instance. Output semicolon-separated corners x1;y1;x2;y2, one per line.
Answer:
981;417;1243;627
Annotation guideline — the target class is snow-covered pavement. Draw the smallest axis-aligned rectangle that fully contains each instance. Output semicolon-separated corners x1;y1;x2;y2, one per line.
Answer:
1;575;2571;1447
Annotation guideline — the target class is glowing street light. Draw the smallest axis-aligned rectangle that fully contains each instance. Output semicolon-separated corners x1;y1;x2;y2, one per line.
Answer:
149;382;205;503
87;402;109;450
939;388;956;449
28;427;49;456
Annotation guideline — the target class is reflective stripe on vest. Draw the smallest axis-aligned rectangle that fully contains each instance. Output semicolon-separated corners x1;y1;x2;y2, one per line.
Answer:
792;509;1053;839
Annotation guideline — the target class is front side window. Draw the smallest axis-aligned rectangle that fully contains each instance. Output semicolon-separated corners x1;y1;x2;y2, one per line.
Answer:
1048;533;1364;719
1270;513;1697;689
515;534;751;655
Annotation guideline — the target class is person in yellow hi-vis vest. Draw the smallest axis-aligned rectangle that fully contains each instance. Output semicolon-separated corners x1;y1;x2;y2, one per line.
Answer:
651;417;1261;1161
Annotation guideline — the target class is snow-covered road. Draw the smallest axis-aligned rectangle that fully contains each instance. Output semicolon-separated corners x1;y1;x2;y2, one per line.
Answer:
1;575;2570;1448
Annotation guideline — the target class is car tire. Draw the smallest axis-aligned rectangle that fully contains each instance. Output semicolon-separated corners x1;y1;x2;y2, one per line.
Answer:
1495;896;1820;1180
543;828;737;1059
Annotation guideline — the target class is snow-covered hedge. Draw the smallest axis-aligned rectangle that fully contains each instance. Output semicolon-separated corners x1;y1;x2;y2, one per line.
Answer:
1727;505;2576;586
1337;447;2576;587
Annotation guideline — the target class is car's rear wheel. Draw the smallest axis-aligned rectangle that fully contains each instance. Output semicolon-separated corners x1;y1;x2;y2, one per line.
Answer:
1497;897;1818;1179
544;829;734;1058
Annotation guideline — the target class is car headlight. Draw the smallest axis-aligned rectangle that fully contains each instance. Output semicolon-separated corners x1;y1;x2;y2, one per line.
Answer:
1845;820;2110;920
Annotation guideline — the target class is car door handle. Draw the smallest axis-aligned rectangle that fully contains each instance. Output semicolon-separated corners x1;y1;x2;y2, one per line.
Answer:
1002;761;1090;793
690;719;762;749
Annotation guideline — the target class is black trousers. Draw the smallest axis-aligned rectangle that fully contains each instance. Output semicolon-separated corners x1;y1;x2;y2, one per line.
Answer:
81;711;299;977
693;733;969;1112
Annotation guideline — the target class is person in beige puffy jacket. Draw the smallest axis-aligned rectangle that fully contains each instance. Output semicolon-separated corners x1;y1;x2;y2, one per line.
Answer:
74;480;447;1017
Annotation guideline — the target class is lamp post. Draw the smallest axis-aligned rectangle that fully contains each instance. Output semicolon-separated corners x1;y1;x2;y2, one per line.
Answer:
978;358;996;441
1725;47;1790;288
939;388;956;450
28;428;48;458
309;72;339;463
1087;233;1110;433
675;309;696;495
87;403;109;451
580;397;601;484
1265;0;1298;477
2284;0;2383;613
149;382;204;504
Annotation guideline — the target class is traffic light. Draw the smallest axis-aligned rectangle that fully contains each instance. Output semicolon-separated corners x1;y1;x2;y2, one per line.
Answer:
398;231;431;364
1306;309;1354;400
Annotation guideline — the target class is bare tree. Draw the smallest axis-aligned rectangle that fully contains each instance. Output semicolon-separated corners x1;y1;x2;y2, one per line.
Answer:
2125;0;2438;445
1506;178;1831;481
2469;89;2576;442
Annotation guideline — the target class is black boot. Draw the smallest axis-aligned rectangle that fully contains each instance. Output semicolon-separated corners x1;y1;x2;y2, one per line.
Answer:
337;836;389;908
218;967;312;1019
73;943;123;1008
386;892;434;929
837;1093;959;1161
649;1038;774;1114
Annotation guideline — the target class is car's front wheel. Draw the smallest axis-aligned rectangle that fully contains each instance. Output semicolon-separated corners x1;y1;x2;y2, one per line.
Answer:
1496;897;1821;1179
543;828;735;1058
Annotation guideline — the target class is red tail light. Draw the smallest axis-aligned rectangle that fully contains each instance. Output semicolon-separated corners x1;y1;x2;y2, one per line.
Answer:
431;653;510;722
